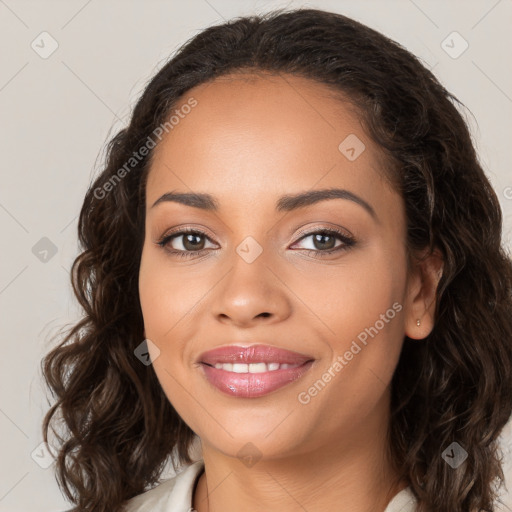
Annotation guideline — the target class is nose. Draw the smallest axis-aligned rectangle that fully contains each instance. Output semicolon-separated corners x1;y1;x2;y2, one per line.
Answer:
211;249;292;328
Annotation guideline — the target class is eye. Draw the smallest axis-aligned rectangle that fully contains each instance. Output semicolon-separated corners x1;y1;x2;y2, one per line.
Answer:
156;228;216;257
291;227;356;258
155;226;356;260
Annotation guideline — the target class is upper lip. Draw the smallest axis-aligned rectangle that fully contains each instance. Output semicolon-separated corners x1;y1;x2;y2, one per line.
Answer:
198;344;314;366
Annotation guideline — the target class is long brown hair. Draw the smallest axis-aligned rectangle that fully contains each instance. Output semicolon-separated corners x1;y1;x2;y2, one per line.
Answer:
41;8;512;511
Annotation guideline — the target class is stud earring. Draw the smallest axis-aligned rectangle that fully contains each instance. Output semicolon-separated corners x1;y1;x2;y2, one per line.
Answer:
416;319;421;326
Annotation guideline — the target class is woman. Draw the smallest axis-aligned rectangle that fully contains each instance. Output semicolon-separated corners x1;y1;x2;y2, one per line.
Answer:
41;7;512;512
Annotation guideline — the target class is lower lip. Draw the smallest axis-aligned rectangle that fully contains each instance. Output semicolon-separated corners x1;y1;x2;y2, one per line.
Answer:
200;361;314;398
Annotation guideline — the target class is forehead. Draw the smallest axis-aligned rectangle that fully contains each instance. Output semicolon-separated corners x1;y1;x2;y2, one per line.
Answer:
146;72;396;215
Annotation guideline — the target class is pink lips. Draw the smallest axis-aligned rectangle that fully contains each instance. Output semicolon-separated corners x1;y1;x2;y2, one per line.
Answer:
198;344;314;398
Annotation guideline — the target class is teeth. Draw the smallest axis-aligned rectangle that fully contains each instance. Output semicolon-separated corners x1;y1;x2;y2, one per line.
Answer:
212;362;300;373
248;362;267;373
214;363;232;371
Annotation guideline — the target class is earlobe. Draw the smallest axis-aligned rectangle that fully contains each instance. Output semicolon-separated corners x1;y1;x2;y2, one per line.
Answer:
404;247;444;340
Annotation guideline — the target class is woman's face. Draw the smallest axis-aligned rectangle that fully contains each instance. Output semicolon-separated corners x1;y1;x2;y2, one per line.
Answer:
138;72;425;461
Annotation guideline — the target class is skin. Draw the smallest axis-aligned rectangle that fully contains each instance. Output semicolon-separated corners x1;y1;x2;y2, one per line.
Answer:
138;72;443;512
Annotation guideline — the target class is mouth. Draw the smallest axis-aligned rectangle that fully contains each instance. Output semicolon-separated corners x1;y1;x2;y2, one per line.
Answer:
202;361;306;372
197;344;315;398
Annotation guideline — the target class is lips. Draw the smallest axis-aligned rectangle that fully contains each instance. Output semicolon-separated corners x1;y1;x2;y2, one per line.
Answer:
198;344;314;366
197;344;315;398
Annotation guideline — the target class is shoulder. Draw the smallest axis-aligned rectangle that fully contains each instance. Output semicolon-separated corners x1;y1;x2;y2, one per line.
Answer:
122;460;205;512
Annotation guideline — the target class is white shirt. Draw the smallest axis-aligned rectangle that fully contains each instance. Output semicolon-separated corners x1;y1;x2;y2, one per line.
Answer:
122;460;417;511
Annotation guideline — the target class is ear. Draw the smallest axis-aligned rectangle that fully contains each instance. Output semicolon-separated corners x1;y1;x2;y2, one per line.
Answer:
404;247;444;340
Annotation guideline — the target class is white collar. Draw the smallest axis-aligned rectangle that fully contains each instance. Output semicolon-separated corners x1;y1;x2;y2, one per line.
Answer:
123;460;205;511
123;459;417;511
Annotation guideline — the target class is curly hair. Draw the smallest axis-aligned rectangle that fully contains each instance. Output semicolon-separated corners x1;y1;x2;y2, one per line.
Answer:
41;7;512;512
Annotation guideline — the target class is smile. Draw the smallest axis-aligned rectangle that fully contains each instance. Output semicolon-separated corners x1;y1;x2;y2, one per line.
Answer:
209;362;303;372
197;343;315;397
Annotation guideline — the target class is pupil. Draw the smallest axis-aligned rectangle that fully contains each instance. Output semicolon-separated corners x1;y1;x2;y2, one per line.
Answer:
184;234;204;250
314;233;334;250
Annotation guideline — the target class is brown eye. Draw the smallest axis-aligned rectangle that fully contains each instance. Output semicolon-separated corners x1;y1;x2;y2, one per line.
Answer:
310;233;337;250
291;228;356;258
180;233;206;251
157;229;216;255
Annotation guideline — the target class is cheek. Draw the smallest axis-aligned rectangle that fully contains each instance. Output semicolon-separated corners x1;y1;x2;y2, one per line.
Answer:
138;246;215;381
138;252;197;412
298;271;406;429
139;249;199;339
307;247;407;388
296;248;406;337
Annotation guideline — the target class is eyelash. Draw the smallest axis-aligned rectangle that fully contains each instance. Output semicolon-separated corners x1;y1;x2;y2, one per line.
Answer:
156;226;356;260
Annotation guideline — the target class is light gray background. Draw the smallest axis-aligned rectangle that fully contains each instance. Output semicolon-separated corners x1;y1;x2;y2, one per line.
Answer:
1;1;511;510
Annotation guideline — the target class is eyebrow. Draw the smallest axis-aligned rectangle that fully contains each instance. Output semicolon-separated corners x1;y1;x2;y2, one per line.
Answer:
151;188;377;220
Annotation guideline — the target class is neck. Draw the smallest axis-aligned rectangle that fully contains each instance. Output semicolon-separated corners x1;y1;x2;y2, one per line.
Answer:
192;396;407;512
